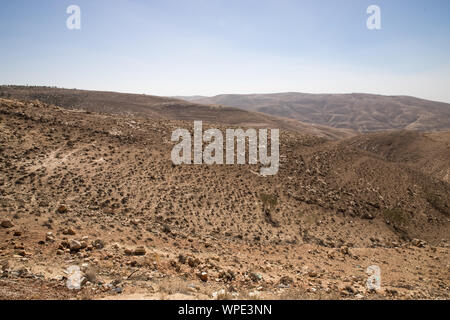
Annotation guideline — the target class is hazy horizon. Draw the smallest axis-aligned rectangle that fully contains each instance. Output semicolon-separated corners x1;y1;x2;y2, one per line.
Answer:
3;84;450;105
1;0;450;102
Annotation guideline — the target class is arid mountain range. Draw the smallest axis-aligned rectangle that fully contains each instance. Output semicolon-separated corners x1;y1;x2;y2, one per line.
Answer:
179;92;450;133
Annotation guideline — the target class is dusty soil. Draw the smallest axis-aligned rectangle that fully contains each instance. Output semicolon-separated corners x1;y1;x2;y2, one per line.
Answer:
0;98;448;300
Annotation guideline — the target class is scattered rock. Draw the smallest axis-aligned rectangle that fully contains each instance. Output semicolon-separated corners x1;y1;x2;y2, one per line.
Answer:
212;289;227;299
57;205;68;214
199;272;208;282
219;270;235;283
133;246;146;256
308;271;318;278
249;272;263;282
411;239;427;248
248;291;260;298
340;246;349;255
279;275;294;286
46;232;55;242
178;254;187;264
362;212;374;220
340;285;356;296
1;220;13;228
63;228;76;235
60;240;70;248
385;288;399;296
188;257;201;268
131;219;140;225
70;240;82;252
92;239;105;249
16;250;30;257
112;287;123;294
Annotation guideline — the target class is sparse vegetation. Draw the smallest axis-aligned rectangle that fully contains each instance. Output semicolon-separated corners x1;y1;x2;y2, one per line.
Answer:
260;193;278;212
260;193;280;227
382;208;408;225
426;192;450;216
84;267;98;284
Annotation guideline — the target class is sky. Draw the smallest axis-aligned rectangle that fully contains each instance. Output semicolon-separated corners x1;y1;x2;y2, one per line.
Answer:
1;0;450;102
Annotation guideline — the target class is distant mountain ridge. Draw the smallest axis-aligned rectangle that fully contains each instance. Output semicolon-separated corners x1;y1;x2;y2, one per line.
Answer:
0;86;354;139
181;92;450;133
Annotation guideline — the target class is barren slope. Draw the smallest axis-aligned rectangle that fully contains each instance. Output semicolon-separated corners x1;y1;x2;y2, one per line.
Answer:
346;130;450;184
0;86;353;139
0;98;448;300
184;92;450;132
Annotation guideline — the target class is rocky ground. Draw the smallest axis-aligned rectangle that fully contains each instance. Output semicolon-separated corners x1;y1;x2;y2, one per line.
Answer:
0;98;448;300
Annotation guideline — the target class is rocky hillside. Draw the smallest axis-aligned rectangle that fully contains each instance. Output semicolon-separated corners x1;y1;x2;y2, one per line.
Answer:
0;86;353;140
346;130;450;184
0;98;448;299
183;92;450;133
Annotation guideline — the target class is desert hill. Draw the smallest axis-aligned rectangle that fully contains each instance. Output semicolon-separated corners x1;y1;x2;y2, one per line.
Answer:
0;86;353;140
182;92;450;133
0;97;448;299
346;130;450;184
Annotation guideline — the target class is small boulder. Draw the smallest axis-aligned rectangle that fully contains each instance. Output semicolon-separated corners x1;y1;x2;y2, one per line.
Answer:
340;246;349;255
17;250;30;257
46;232;55;242
178;254;187;264
92;239;105;249
70;240;82;252
188;257;200;268
133;246;146;256
63;228;76;236
57;206;68;214
361;212;374;220
279;275;294;286
1;220;13;228
199;272;208;282
411;238;427;248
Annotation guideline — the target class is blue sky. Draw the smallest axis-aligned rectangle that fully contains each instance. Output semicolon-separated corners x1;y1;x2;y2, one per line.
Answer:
1;0;450;102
